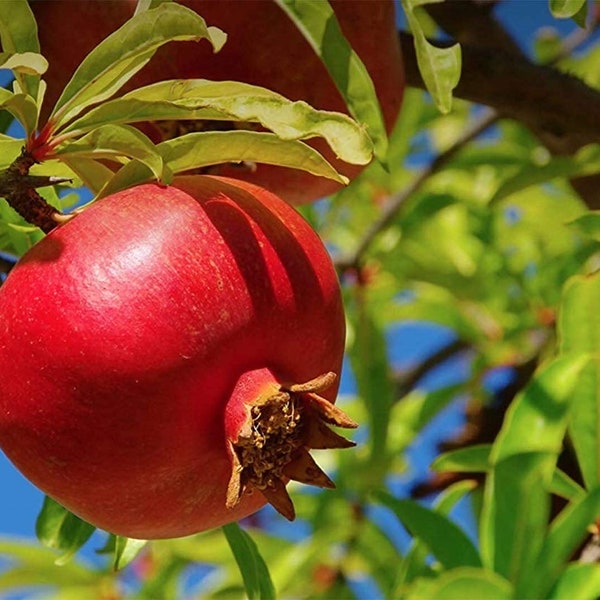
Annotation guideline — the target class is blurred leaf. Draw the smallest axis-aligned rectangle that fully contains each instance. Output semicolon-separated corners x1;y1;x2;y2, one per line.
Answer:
569;211;600;241
97;534;147;571
549;0;587;26
376;491;482;570
275;0;388;161
400;0;461;114
432;444;491;473
347;291;395;476
526;487;600;598
559;274;600;488
550;563;600;599
408;567;512;600
223;523;276;600
54;124;166;183
0;0;41;98
35;496;96;565
63;79;373;166
49;3;226;129
491;144;600;204
96;130;346;199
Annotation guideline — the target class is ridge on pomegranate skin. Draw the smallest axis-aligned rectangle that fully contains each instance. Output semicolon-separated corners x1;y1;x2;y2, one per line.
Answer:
0;175;352;539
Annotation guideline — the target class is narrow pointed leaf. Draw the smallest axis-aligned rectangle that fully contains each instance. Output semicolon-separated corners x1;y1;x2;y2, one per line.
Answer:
560;274;600;488
400;0;461;114
376;491;482;569
275;0;387;161
50;3;226;129
54;124;165;183
526;487;600;598
59;156;117;194
97;130;347;199
0;87;37;134
222;523;276;600
63;79;373;167
0;1;41;98
480;355;587;590
35;496;96;565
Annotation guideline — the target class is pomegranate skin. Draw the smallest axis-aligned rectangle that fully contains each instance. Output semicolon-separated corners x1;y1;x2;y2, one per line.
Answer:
32;0;404;204
0;175;346;539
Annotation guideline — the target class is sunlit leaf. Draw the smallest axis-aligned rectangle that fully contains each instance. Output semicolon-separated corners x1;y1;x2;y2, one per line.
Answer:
549;0;587;27
0;0;41;98
550;563;600;600
480;355;587;593
223;523;276;600
35;496;96;565
525;487;600;598
53;123;165;183
408;567;513;600
559;274;600;489
97;534;147;571
49;2;226;129
62;79;373;167
275;0;387;161
96;130;346;199
376;492;482;570
400;0;461;114
0;87;37;134
0;51;47;76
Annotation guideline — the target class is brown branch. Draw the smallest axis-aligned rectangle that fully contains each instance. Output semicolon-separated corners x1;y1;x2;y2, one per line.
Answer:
0;148;71;233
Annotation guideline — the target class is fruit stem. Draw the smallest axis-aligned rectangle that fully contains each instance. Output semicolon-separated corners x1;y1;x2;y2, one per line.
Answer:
0;148;72;233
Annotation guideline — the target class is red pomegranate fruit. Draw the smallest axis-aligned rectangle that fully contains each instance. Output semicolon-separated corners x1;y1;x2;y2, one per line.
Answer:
31;0;405;204
0;175;354;539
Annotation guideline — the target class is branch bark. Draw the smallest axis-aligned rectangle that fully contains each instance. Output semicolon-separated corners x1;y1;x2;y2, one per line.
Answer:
400;0;600;208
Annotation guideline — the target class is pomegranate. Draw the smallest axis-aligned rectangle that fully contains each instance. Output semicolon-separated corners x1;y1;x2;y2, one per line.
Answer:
0;175;354;539
31;0;404;204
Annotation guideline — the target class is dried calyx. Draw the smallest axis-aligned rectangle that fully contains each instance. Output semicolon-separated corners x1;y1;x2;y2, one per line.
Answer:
226;372;356;520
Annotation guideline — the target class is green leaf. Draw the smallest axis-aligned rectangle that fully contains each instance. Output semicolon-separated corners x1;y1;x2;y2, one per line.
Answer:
491;354;587;463
222;523;276;600
0;87;38;134
549;0;587;27
53;123;166;183
96;130;347;199
432;444;491;473
400;0;461;114
491;144;600;204
408;567;513;600
393;481;478;592
569;211;600;242
550;563;600;600
0;0;41;98
275;0;387;161
527;487;600;598
97;534;147;571
35;496;96;565
49;2;226;129
376;491;482;570
480;355;587;591
559;274;600;488
0;51;47;76
62;79;373;167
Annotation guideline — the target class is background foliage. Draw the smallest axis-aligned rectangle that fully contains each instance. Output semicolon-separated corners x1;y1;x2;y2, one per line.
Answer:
3;0;600;598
